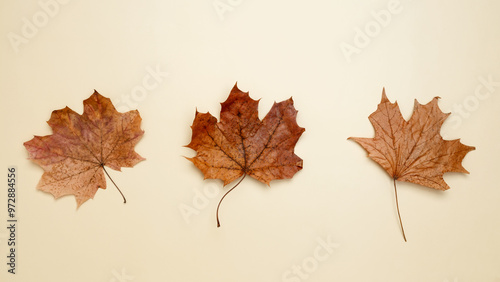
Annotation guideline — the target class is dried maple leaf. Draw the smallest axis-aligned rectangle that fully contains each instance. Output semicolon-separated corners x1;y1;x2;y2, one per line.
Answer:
349;89;475;241
24;91;145;207
186;83;305;227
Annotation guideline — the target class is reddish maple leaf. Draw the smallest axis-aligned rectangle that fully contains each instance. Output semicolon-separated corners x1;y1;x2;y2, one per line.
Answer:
186;83;305;226
349;89;475;241
24;91;145;207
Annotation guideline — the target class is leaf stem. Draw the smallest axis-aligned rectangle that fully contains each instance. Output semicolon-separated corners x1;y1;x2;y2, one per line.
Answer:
102;165;127;204
216;174;246;227
393;178;406;242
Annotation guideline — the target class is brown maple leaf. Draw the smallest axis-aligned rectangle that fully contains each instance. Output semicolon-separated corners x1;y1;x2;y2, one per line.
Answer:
349;89;475;241
24;91;145;207
186;83;305;227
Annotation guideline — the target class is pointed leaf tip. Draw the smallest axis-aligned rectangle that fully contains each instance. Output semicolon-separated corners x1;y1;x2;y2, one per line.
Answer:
232;82;243;93
381;88;389;103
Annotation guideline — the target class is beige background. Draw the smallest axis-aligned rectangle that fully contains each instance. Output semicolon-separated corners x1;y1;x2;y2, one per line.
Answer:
1;0;500;281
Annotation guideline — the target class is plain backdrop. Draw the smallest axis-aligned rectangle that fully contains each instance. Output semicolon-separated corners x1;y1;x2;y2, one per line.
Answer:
1;1;499;281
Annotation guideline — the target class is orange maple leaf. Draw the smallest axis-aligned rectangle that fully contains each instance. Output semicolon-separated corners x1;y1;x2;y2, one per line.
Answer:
24;91;145;207
186;84;305;226
349;89;475;241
